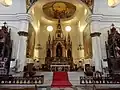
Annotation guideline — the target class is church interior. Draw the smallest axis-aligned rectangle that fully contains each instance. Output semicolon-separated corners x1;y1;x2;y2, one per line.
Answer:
26;0;92;71
0;0;120;90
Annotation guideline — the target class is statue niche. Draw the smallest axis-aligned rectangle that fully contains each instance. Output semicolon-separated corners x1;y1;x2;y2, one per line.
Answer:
56;43;62;57
67;49;72;57
45;19;73;71
47;49;51;57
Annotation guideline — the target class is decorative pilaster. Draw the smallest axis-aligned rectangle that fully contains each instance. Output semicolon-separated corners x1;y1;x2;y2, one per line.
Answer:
90;32;102;72
16;31;28;72
16;20;29;72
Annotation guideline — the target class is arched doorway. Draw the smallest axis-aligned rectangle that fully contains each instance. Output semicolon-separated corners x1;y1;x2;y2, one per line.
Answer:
27;0;93;67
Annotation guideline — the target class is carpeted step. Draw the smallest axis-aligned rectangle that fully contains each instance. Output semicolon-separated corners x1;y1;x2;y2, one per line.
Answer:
51;72;72;88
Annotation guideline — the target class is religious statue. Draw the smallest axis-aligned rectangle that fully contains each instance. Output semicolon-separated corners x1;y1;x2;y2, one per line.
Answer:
105;24;120;74
0;22;12;75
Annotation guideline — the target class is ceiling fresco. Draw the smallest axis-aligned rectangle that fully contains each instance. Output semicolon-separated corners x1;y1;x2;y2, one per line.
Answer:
42;1;76;19
26;0;94;12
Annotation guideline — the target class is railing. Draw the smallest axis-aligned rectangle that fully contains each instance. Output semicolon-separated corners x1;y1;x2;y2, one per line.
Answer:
80;76;120;84
0;75;44;84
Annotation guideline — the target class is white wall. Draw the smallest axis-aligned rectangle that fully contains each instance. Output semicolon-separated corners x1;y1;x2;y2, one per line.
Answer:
94;0;120;15
90;0;120;69
0;0;26;14
0;0;31;71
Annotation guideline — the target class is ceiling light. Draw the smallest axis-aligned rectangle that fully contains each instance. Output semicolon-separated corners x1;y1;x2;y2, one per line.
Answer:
65;26;71;32
108;0;120;7
47;26;53;32
0;0;12;6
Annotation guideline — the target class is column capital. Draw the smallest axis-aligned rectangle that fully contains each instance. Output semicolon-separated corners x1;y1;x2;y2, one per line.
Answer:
18;31;28;37
0;13;32;22
90;32;101;37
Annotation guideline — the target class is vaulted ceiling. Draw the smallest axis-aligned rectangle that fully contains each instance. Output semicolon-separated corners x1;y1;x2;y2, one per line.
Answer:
28;0;91;32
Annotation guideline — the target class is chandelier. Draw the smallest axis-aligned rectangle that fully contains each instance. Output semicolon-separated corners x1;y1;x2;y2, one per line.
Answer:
77;44;84;50
35;44;43;50
0;0;12;6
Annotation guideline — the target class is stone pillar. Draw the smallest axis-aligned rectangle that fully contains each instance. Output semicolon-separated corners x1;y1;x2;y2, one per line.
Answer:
16;31;28;72
90;32;102;72
16;20;29;72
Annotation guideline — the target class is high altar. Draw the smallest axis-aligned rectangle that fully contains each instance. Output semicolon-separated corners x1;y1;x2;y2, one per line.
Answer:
45;19;74;71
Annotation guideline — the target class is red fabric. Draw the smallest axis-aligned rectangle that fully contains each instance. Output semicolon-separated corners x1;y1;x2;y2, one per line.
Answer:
51;72;72;88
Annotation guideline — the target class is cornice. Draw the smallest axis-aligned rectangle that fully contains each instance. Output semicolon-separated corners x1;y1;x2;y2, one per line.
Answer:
0;13;32;22
88;14;120;22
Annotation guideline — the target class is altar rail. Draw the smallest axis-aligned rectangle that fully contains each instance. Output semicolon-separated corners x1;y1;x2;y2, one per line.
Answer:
0;75;44;84
80;76;120;84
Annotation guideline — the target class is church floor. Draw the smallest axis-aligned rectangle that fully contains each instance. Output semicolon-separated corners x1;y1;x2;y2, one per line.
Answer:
8;71;85;90
3;71;120;90
10;71;85;86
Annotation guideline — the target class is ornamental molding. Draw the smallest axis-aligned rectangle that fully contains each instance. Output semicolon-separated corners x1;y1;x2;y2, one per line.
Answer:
90;32;101;37
89;14;120;22
0;13;32;22
18;31;28;37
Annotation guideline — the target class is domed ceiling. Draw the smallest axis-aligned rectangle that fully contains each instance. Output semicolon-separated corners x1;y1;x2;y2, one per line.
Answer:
42;1;76;19
28;0;92;30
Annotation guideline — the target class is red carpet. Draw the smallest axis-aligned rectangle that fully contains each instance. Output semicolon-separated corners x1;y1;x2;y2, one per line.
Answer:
51;72;72;88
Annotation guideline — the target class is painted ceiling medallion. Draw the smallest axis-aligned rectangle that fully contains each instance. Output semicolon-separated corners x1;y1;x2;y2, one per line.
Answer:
42;1;76;19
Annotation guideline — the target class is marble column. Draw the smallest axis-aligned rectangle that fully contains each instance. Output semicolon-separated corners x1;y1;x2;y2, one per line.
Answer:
16;20;29;72
16;31;28;72
90;32;102;72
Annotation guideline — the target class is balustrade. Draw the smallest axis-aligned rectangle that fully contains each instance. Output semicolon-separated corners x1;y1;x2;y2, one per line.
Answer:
80;76;120;84
0;75;44;84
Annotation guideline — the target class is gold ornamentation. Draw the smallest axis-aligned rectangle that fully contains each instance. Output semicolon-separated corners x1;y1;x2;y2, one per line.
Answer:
81;0;94;10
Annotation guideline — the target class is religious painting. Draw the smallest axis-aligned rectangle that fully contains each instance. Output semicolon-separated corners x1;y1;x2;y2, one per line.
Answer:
83;26;92;59
42;1;76;19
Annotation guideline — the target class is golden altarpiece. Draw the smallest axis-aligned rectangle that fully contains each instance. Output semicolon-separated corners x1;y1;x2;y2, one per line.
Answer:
45;20;73;71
